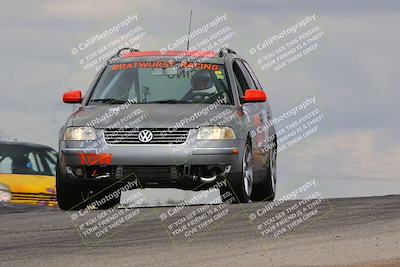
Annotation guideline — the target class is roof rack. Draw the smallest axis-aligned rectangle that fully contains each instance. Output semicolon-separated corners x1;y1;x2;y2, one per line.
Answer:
219;47;237;57
106;48;140;64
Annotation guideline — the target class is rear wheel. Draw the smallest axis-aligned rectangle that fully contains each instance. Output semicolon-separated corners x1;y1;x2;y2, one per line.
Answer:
251;144;276;201
220;142;253;203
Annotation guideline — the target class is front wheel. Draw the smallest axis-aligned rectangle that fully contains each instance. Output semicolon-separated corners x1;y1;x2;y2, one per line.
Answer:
57;180;121;210
56;164;121;211
220;142;253;203
56;175;86;211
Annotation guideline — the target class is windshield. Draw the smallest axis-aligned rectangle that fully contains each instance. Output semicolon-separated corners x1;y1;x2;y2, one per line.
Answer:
88;62;233;105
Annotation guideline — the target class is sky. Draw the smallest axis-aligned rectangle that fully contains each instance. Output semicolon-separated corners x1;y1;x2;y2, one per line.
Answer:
0;0;399;200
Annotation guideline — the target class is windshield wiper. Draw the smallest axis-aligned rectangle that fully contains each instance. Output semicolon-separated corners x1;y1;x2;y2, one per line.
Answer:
89;98;129;104
145;99;189;104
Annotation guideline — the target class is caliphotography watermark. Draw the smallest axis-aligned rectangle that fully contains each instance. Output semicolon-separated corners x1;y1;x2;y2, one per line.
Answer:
67;179;148;246
76;101;148;156
158;178;238;248
249;96;326;165
246;179;334;247
164;97;238;163
249;13;325;72
70;14;147;72
160;13;236;67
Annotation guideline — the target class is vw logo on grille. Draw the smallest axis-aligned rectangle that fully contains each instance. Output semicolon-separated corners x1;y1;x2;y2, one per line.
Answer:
138;129;153;143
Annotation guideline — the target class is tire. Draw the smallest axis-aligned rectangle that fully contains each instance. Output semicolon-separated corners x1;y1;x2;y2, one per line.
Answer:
220;141;253;203
56;171;86;211
251;143;277;201
56;163;121;211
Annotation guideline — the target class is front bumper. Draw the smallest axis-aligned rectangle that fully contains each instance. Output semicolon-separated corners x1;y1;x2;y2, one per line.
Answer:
58;138;245;190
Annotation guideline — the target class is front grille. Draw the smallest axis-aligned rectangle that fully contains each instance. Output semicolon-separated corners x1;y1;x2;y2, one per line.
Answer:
115;165;178;179
104;128;190;145
115;166;179;185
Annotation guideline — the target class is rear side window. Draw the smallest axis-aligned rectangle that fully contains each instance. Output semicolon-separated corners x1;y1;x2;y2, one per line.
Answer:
237;61;256;89
242;61;263;90
232;61;249;99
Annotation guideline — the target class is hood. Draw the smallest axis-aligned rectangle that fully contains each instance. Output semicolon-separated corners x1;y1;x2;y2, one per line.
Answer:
71;104;239;129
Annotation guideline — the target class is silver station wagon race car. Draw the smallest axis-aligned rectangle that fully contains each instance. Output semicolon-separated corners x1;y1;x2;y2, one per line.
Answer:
57;48;277;210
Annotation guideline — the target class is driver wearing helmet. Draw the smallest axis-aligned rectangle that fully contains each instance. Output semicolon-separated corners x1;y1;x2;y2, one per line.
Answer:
192;70;216;93
182;70;221;102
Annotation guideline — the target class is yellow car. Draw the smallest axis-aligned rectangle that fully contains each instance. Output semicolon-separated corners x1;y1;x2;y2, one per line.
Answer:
0;141;57;207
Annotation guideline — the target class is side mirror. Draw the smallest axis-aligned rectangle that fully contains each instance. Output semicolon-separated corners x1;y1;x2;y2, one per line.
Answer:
243;89;267;103
63;90;82;104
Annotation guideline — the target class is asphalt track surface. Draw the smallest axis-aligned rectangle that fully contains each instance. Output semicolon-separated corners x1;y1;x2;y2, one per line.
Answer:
0;195;399;267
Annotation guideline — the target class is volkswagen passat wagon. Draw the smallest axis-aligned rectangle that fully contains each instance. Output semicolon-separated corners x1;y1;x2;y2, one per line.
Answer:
57;48;277;210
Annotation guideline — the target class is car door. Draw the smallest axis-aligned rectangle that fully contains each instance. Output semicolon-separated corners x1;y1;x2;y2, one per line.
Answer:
231;60;265;173
241;60;275;154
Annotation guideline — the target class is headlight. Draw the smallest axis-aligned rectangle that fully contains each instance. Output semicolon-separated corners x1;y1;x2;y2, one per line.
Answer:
64;127;96;141
197;126;236;140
